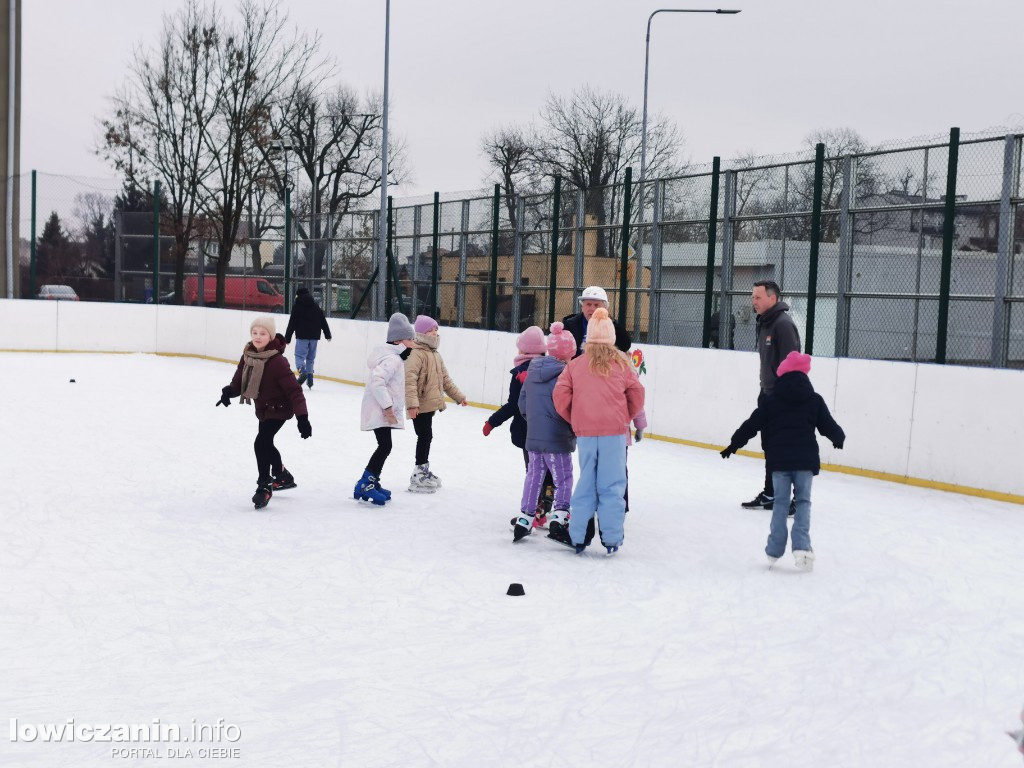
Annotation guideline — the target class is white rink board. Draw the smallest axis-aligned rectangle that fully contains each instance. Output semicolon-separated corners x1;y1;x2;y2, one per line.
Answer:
3;300;1022;498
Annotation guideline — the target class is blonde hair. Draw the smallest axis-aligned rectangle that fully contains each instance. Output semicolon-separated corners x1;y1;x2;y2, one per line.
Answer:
585;343;630;377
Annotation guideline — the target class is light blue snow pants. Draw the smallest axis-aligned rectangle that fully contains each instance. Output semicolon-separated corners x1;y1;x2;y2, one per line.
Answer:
569;434;628;548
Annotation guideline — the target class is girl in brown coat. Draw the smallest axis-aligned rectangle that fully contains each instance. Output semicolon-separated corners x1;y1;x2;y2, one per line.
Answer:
404;315;467;492
218;316;312;509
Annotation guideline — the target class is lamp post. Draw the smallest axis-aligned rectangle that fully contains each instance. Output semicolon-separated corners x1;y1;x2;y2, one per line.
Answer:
376;0;392;321
639;8;741;189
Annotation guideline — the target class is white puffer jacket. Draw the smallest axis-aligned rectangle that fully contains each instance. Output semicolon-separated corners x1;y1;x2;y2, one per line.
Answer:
361;343;407;431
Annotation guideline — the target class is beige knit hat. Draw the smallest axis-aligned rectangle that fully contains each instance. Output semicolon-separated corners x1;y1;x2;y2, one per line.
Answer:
250;315;277;336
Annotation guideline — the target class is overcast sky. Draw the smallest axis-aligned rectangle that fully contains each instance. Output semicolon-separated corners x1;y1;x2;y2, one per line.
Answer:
22;0;1024;200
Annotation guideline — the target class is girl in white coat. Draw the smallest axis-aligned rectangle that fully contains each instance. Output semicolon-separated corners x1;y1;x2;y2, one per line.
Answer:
355;313;416;504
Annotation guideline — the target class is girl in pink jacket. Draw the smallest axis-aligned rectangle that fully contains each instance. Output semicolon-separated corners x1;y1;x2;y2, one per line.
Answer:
553;307;645;554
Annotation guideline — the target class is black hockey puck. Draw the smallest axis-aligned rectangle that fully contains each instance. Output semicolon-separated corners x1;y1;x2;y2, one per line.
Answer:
69;379;76;383
506;583;525;596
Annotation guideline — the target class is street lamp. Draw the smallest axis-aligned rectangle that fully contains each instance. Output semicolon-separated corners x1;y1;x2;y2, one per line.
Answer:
376;0;392;320
638;8;741;189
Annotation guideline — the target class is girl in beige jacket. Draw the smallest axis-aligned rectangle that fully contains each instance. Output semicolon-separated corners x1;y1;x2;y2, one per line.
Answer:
404;315;467;492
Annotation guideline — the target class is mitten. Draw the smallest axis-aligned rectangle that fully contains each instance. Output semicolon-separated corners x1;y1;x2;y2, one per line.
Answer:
482;422;493;436
720;445;736;459
833;440;844;450
515;371;528;384
216;386;233;407
297;415;312;439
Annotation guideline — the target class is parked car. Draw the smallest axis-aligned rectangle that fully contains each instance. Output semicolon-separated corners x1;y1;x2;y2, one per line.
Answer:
183;275;285;313
37;284;79;301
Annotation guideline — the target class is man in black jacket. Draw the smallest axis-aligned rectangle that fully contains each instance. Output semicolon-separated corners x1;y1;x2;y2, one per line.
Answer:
742;280;801;509
284;287;332;389
562;285;632;357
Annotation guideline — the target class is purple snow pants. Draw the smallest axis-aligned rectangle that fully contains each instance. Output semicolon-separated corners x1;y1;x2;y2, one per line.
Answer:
520;451;573;514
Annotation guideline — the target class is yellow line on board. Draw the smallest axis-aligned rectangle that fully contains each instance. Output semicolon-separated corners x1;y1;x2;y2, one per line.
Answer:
4;348;1021;505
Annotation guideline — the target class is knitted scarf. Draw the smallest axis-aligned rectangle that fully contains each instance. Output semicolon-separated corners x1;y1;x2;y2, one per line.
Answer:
514;352;543;367
415;332;439;350
239;344;279;404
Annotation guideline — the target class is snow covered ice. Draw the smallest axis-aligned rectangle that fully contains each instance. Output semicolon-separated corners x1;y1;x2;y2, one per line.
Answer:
3;351;1023;767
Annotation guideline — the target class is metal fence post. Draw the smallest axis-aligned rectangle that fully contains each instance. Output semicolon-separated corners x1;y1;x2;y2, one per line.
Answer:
284;188;292;313
385;196;393;315
488;184;500;330
430;192;440;318
324;213;333;317
511;196;525;332
618;167;633;328
152;180;161;305
573;189;585;304
29;170;36;298
991;134;1018;368
719;170;736;348
835;155;853;357
113;210;122;302
805;143;825;355
648;178;664;344
702;157;722;348
411;204;422;318
548;176;562;326
936;126;960;364
457;199;469;327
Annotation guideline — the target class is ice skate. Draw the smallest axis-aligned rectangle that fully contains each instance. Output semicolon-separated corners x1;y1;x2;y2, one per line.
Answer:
766;554;780;568
793;550;815;571
512;514;533;542
546;509;573;546
297;373;308;386
306;375;313;389
353;470;388;506
252;477;273;509
271;467;296;491
409;463;440;493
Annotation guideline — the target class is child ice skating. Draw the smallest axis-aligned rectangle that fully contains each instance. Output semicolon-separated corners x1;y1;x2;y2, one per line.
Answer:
217;316;312;509
514;321;577;543
553;308;645;554
483;325;556;522
355;313;417;505
720;351;845;570
404;315;467;492
284;287;332;389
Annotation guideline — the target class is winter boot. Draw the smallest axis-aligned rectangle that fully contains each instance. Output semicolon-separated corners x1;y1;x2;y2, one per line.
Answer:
793;550;815;572
741;491;774;509
513;514;534;542
409;463;440;493
353;470;388;506
546;509;573;547
271;467;297;491
297;372;308;386
252;477;273;509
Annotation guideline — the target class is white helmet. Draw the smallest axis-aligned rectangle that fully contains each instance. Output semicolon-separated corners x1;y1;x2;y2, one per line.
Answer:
578;286;609;304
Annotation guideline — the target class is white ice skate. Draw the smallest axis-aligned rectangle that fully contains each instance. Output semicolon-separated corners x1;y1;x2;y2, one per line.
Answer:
793;550;815;571
408;463;441;493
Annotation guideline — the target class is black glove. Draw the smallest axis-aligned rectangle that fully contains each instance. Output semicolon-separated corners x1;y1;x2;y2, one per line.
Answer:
833;440;844;450
216;386;233;407
720;445;736;459
297;415;312;439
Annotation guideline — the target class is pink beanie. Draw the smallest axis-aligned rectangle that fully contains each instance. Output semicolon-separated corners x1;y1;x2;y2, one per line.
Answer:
586;307;615;346
414;315;439;334
776;350;811;378
516;325;546;356
546;321;577;361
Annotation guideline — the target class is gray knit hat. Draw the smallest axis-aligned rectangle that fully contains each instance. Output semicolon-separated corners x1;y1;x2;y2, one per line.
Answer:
386;312;415;342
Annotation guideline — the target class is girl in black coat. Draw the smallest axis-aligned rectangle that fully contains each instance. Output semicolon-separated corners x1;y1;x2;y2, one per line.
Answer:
721;351;845;571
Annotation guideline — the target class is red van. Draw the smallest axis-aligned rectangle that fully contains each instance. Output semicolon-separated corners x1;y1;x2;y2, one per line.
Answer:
184;275;285;313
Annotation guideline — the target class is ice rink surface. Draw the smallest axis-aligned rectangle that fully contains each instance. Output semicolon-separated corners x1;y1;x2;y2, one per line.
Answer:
2;352;1022;767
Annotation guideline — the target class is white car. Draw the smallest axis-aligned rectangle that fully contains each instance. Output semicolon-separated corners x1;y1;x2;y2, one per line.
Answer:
37;284;80;301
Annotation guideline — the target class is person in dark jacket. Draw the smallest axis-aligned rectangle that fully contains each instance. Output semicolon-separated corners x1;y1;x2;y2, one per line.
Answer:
562;285;632;357
721;351;845;571
218;315;312;509
482;325;546;457
513;321;577;543
742;280;802;510
284;287;332;389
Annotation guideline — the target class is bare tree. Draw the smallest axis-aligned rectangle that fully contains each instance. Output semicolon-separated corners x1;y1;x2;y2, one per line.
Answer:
480;124;537;232
99;0;221;302
199;1;321;307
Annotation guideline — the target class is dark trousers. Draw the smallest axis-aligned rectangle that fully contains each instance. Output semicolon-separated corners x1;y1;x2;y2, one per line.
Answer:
758;391;774;496
367;428;393;477
413;411;435;466
254;419;286;480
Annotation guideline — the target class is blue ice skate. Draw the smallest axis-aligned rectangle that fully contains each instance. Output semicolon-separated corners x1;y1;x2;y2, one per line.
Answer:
353;470;388;506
